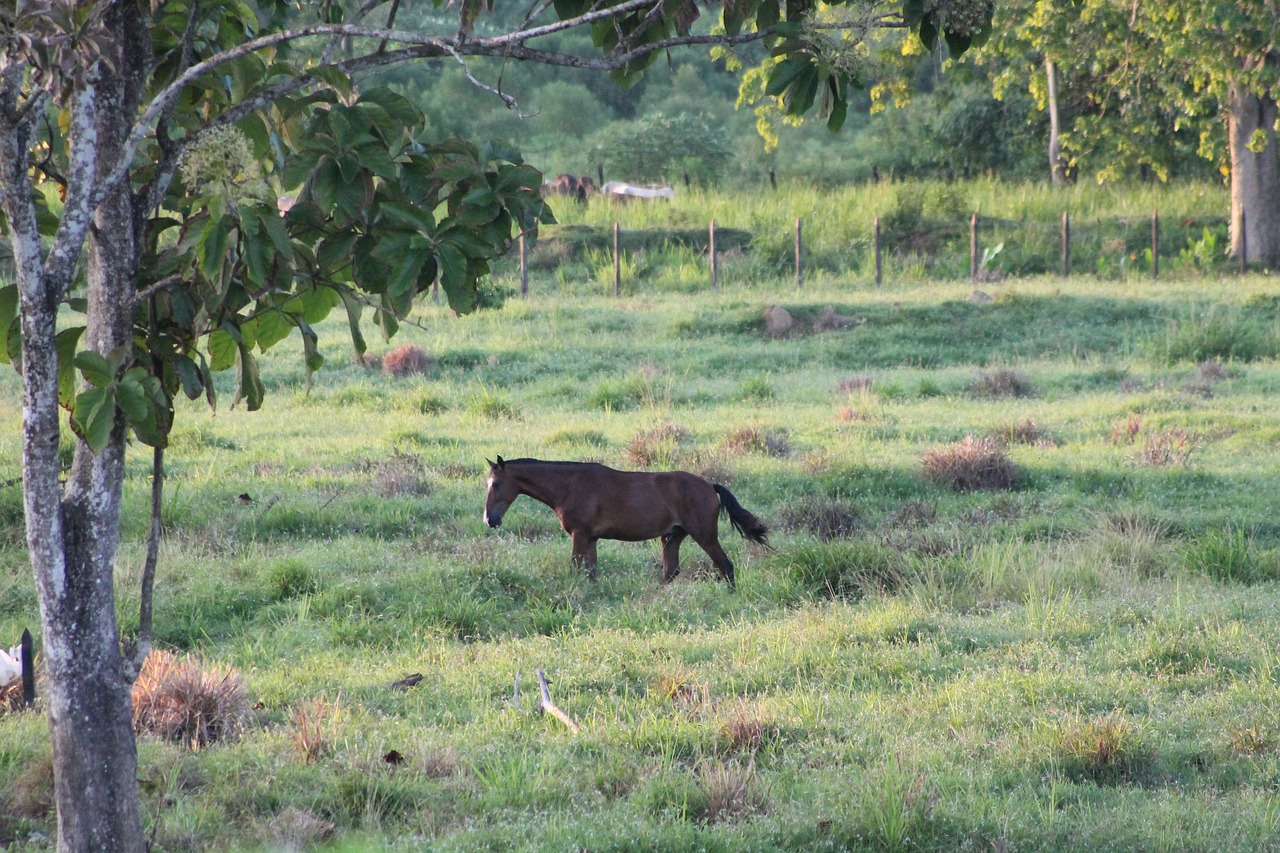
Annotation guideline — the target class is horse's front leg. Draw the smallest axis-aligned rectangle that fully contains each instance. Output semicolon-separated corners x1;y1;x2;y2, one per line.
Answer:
571;531;599;580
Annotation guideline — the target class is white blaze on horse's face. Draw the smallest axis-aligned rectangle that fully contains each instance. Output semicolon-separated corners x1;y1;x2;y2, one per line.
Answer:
484;474;506;528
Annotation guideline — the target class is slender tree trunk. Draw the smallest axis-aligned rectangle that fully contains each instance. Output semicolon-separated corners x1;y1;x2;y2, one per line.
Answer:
20;3;151;849
1228;77;1280;268
1045;57;1066;186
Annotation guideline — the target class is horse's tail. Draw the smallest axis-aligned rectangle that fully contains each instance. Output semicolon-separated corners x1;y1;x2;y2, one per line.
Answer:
714;484;770;547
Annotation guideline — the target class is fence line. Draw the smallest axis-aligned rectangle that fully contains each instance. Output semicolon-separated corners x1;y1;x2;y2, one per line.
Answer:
515;211;1237;295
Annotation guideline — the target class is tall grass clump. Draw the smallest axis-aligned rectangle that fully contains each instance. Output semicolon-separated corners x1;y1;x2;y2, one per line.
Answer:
921;435;1018;491
1178;527;1280;584
131;651;248;748
1152;304;1280;364
780;541;910;599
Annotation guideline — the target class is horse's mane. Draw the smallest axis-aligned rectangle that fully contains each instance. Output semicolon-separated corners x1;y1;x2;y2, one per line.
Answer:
503;458;598;467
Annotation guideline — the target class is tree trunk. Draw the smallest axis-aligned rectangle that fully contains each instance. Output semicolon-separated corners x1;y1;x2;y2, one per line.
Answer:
1045;58;1067;186
1228;78;1280;268
18;3;151;849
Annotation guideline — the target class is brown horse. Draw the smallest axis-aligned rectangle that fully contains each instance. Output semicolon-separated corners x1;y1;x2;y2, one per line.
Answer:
483;456;768;587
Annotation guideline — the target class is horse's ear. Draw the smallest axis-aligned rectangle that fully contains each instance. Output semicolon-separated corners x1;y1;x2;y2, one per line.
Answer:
496;455;505;469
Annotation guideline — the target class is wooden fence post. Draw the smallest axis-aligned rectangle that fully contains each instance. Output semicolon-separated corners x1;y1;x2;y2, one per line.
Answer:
1061;211;1070;277
709;219;718;290
874;216;882;287
612;221;621;296
1151;211;1159;279
794;217;803;288
970;213;979;280
519;232;528;296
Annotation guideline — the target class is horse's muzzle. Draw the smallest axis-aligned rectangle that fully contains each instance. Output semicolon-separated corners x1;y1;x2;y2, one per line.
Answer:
484;511;502;528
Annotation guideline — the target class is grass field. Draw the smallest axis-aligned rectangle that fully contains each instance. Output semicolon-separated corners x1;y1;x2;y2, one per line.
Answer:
5;185;1280;850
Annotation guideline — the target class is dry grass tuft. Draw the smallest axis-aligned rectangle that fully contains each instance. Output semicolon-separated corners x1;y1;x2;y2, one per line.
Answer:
921;435;1018;491
969;368;1033;399
719;701;782;756
837;374;874;395
1050;710;1144;784
696;759;768;824
989;418;1055;447
1137;428;1197;467
266;806;336;851
1108;414;1143;445
6;754;54;819
777;495;861;541
624;422;691;469
381;344;435;378
359;448;431;497
289;694;342;764
719;426;791;457
654;669;711;713
131;650;249;748
890;499;938;528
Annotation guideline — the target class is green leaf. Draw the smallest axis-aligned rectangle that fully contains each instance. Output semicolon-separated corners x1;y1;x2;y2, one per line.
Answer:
233;342;265;411
116;374;152;424
56;328;84;409
339;290;368;358
252;309;295;351
71;386;116;453
74;350;116;388
176;355;204;400
0;285;16;364
208;328;238;372
312;65;353;99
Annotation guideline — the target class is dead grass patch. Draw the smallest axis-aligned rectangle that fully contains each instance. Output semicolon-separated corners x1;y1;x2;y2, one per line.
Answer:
289;694;342;765
777;495;862;541
989;418;1055;447
1108;415;1143;445
720;426;791;457
1137;428;1197;467
696;760;768;824
969;368;1033;399
132;651;249;748
718;701;782;756
266;806;336;850
381;344;435;378
921;435;1018;491
624;422;691;469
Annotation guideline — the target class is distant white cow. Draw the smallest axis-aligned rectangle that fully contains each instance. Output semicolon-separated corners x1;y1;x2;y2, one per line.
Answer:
600;181;675;201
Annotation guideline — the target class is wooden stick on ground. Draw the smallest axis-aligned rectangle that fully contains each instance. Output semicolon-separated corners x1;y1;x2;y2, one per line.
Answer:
535;668;580;734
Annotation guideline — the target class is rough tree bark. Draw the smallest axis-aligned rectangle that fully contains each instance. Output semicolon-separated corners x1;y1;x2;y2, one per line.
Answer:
1228;74;1280;269
10;2;151;849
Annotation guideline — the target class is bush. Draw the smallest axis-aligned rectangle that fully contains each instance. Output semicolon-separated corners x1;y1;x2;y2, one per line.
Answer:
381;344;435;378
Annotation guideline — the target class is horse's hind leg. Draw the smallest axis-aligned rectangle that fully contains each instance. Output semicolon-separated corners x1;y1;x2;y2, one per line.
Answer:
691;533;736;589
660;527;687;584
571;532;599;580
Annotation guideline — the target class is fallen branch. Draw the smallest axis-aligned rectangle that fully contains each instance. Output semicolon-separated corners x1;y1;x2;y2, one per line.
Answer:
536;668;579;734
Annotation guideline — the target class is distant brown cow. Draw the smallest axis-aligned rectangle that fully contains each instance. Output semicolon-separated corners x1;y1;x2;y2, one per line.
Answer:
543;174;595;202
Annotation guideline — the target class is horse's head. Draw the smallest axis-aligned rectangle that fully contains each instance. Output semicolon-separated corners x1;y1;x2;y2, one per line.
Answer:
484;456;516;528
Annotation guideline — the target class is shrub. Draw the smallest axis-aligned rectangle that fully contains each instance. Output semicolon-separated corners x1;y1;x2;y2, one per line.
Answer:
132;651;249;748
381;344;435;378
921;435;1018;491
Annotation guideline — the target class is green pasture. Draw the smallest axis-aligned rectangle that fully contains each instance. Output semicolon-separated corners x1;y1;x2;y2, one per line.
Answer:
5;192;1280;849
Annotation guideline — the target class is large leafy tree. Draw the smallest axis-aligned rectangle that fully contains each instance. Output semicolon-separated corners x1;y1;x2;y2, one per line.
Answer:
976;0;1279;264
0;1;990;849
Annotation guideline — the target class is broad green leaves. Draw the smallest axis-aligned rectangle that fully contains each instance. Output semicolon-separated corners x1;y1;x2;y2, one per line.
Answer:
68;350;169;452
